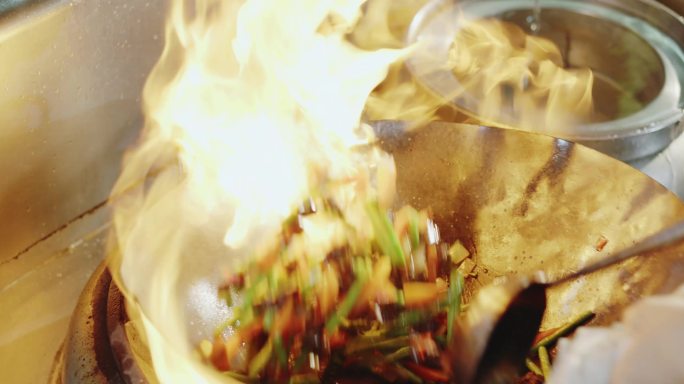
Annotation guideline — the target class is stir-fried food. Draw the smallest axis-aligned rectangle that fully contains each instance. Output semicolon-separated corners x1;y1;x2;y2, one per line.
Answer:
200;200;594;383
201;200;471;383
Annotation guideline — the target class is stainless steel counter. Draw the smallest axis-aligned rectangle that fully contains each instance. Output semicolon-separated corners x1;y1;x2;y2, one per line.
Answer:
0;1;166;382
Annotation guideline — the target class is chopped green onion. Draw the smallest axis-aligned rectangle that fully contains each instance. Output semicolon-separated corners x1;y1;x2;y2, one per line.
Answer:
366;202;406;268
532;311;595;352
525;358;543;376
446;269;465;343
408;209;421;249
325;275;367;333
263;307;275;330
397;289;406;307
538;345;551;380
393;309;429;328
292;347;310;371
385;346;412;362
345;335;409;354
248;340;273;377
273;333;288;367
267;269;278;299
233;274;268;324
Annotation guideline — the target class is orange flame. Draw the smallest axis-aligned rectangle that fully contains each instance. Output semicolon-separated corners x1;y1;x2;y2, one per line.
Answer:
108;0;411;382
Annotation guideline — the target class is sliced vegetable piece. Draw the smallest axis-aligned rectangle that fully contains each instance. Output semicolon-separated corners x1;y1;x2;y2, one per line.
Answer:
273;333;288;367
525;358;543;376
531;311;595;351
538;345;551;380
393;308;432;329
385;346;412;362
318;265;340;316
396;289;406;307
448;241;470;265
325;274;368;334
345;335;410;354
248;339;273;377
366;202;406;268
458;258;477;276
426;244;438;281
408;208;421;249
403;282;444;307
232;273;268;325
263;307;275;330
446;269;465;343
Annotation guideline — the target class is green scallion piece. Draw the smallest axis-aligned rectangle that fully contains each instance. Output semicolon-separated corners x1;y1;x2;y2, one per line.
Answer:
396;289;406;307
366;202;406;268
263;307;275;330
234;274;268;324
345;335;410;354
393;309;428;328
273;333;288;367
525;358;543;376
325;275;367;334
248;340;273;377
538;345;551;380
385;346;412;362
446;269;465;343
292;347;309;371
408;209;421;249
532;311;595;352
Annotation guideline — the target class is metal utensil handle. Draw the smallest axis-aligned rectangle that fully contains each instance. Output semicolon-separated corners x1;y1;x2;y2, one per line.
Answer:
554;220;684;286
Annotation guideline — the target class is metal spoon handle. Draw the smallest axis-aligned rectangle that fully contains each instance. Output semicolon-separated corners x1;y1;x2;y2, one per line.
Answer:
553;220;684;286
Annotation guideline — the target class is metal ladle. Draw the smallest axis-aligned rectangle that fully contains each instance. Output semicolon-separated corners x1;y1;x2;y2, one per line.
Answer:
449;220;684;384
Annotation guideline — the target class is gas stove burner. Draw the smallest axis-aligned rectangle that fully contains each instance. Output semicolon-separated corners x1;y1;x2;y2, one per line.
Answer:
49;263;149;384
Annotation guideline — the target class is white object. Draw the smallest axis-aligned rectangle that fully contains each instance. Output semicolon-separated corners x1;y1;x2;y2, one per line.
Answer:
641;131;684;199
551;284;684;384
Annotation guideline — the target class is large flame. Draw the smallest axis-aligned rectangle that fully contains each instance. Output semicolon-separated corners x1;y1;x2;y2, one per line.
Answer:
109;0;407;382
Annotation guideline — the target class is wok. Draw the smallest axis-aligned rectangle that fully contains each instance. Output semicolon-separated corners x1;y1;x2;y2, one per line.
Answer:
105;121;684;383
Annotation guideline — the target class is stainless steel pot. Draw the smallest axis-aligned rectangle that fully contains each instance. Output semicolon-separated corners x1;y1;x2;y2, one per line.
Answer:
407;0;684;163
